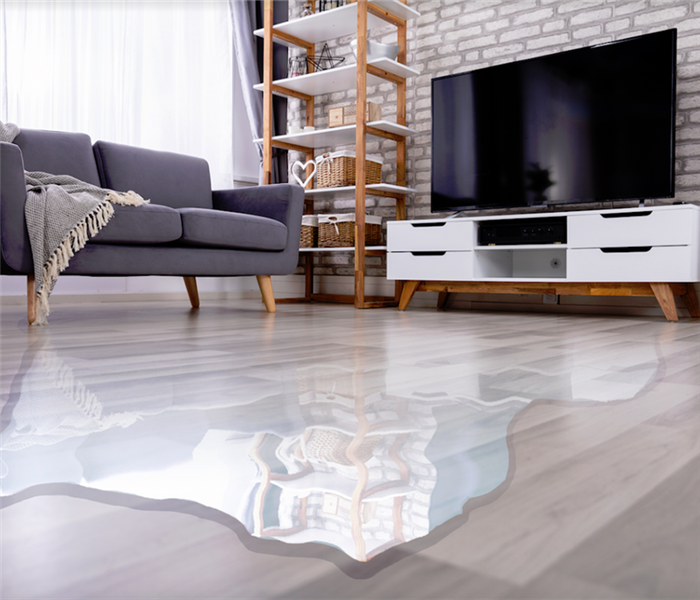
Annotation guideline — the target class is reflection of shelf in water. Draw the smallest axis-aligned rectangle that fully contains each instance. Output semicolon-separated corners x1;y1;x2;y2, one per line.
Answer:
271;472;356;498
364;483;416;500
271;471;416;499
368;419;420;434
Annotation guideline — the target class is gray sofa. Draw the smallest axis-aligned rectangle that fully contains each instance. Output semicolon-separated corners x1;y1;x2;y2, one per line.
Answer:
0;128;304;322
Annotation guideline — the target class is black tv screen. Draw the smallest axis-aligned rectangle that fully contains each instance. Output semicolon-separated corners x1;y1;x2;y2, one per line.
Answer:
431;29;677;213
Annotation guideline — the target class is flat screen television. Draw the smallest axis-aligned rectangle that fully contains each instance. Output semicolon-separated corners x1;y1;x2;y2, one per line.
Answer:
431;29;677;213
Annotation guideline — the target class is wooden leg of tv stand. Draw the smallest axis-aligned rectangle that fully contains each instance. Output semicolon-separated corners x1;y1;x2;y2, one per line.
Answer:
398;281;420;311
650;283;679;321
437;291;451;310
681;284;700;318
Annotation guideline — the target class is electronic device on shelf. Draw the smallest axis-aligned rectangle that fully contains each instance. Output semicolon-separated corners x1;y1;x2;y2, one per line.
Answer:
478;217;567;246
430;29;677;213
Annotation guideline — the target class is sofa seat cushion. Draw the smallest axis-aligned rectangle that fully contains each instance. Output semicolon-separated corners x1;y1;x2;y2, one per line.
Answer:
89;203;182;245
178;208;287;251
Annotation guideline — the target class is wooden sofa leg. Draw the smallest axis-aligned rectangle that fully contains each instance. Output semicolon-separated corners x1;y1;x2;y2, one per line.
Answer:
27;275;37;324
256;275;276;313
183;276;200;308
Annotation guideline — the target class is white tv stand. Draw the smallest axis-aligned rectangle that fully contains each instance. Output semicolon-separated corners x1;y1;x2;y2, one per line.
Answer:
387;205;700;321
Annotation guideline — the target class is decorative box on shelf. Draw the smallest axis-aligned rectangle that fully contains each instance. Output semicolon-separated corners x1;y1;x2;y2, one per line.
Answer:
328;102;381;128
318;214;383;247
315;150;383;188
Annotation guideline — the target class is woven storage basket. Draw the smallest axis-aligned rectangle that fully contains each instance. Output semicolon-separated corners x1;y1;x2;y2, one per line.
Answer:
315;151;383;189
318;214;383;248
300;215;318;248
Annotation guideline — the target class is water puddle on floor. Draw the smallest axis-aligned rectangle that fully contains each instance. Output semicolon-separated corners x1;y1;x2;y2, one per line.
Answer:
0;336;662;562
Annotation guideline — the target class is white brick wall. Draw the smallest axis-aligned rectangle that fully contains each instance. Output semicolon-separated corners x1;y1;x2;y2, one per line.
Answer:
287;0;700;278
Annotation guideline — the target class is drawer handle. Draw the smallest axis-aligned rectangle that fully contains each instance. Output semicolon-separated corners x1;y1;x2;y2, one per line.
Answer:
601;211;652;219
411;251;447;256
411;222;446;228
600;247;652;253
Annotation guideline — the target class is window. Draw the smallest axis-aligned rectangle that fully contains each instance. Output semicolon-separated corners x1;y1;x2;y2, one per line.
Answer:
0;0;253;189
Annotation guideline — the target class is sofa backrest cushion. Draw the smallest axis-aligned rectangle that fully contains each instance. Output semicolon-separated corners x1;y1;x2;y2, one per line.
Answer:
14;129;101;186
94;141;213;209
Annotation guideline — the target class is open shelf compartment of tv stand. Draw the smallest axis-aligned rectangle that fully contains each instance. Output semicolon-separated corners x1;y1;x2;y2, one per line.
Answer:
387;205;700;321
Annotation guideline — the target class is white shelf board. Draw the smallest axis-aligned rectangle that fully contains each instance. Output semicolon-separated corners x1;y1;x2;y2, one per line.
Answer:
305;183;417;196
254;120;418;148
472;277;569;282
476;244;569;250
300;246;387;253
253;1;420;47
253;59;419;98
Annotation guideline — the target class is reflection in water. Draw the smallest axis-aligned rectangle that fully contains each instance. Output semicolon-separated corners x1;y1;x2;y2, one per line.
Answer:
0;340;661;561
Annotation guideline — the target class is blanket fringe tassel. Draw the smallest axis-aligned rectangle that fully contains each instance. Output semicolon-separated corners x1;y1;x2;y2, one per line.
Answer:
105;190;148;207
33;200;115;326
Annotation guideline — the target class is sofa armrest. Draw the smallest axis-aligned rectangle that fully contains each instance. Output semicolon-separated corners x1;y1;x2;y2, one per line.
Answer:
0;142;32;273
213;184;304;261
212;184;304;226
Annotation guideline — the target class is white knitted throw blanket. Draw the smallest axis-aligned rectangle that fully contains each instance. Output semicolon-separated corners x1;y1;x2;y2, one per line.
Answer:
24;173;148;325
0;120;19;142
0;121;149;325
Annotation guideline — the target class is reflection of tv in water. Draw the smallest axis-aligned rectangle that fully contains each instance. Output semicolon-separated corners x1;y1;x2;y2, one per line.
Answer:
431;29;677;213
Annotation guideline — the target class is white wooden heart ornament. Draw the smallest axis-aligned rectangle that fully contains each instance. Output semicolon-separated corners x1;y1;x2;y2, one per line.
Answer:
292;160;317;188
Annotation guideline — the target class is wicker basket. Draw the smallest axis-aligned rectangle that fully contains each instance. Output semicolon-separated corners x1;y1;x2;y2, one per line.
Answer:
318;213;383;247
315;151;383;189
300;215;318;248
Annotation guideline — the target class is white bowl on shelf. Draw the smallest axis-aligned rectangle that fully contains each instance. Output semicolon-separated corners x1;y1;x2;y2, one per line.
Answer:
350;39;400;62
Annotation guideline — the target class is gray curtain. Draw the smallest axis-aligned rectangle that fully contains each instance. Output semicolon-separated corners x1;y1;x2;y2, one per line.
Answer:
230;0;264;184
230;0;288;184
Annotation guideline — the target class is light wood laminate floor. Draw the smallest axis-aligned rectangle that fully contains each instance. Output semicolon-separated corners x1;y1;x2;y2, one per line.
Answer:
1;298;698;599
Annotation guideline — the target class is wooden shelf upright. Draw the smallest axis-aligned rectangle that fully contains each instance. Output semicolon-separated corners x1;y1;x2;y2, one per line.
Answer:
258;0;419;309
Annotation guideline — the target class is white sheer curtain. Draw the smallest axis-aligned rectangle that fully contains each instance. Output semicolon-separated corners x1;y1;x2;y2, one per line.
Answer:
0;0;236;189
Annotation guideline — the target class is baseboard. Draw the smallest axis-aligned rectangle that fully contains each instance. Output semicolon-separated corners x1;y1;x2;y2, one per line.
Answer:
0;290;261;306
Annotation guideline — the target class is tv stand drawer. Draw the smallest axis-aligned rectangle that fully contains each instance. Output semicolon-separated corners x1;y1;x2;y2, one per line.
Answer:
568;246;698;281
569;209;696;248
388;220;474;252
387;251;473;281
